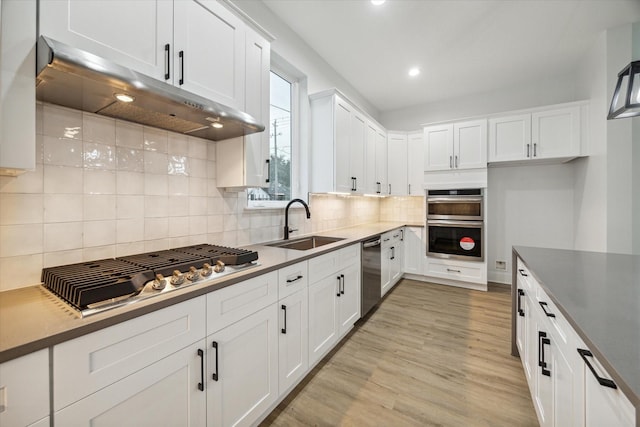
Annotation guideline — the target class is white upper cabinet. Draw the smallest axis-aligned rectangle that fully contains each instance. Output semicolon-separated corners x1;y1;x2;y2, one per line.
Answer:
387;132;408;196
39;0;174;82
489;103;584;164
0;0;36;175
407;132;424;195
173;0;245;108
365;123;388;195
424;119;487;171
310;91;380;194
375;128;388;195
39;0;253;110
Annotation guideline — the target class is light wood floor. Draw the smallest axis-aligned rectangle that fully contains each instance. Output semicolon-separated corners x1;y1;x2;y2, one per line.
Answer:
261;279;538;426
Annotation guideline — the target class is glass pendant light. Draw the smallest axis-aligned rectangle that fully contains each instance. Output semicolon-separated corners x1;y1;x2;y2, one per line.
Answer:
608;60;640;119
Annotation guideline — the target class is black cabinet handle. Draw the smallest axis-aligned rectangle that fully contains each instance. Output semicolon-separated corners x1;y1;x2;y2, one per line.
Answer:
538;331;550;376
533;143;537;157
281;304;287;334
179;50;185;85
400;229;404;241
336;276;341;297
340;274;345;295
518;269;528;277
527;143;531;158
577;349;617;389
164;44;170;80
517;289;525;317
265;159;270;183
376;182;381;194
390;246;395;260
408;184;411;194
539;301;556;318
211;341;219;381
351;177;357;192
286;275;303;283
197;348;204;391
388;184;391;194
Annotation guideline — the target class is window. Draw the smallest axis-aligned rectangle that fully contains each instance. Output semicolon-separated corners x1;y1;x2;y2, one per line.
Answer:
248;66;302;208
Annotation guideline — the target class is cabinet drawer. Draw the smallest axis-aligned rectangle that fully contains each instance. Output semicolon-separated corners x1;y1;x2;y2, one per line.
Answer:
426;258;483;282
534;285;572;346
207;271;278;334
516;259;533;291
54;296;206;410
309;244;359;282
278;261;309;299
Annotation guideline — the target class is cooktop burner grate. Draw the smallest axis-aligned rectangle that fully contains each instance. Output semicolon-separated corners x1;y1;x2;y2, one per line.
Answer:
41;244;260;313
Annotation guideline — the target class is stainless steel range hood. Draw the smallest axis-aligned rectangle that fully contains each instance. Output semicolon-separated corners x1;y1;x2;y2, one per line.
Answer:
35;36;265;141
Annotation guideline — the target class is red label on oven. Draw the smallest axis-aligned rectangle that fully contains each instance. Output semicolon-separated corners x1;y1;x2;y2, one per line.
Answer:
460;237;475;250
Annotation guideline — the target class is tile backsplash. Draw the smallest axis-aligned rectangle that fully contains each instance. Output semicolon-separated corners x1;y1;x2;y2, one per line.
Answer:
0;103;421;291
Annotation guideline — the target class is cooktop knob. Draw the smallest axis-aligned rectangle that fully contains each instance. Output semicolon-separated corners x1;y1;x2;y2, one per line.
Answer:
152;273;166;290
170;270;185;286
201;263;213;277
213;260;225;273
187;266;201;282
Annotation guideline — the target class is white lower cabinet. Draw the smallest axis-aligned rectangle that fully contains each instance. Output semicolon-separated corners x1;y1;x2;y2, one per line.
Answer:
206;303;279;427
308;244;361;366
381;229;404;296
278;287;309;394
55;341;207;426
403;226;425;276
0;349;49;427
516;256;635;427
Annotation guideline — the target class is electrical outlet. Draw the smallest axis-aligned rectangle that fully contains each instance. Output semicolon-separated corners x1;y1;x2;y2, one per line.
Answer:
495;260;507;271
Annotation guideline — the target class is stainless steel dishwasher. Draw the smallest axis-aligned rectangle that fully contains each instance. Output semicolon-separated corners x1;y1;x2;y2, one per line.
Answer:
361;235;382;316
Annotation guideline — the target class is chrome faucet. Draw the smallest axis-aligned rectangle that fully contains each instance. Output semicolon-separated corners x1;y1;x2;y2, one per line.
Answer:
284;198;311;240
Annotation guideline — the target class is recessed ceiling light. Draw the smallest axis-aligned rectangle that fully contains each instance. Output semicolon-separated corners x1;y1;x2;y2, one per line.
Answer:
114;93;135;103
371;0;385;5
408;67;420;77
211;122;223;129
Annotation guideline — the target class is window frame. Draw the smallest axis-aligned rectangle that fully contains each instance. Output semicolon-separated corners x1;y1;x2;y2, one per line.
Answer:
247;59;305;209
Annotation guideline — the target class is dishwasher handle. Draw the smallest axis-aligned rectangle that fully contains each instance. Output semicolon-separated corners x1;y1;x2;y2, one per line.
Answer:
363;239;381;248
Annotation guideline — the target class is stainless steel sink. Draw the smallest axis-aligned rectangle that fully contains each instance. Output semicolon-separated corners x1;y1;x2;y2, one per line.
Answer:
266;236;345;251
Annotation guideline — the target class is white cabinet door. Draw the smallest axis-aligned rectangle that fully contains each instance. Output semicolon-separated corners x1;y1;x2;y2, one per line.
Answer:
308;274;339;366
207;304;278;427
387;133;408;196
532;106;581;160
389;234;403;286
365;123;378;194
350;112;366;192
337;263;360;336
243;29;271;187
55;341;207;427
551;337;582;427
39;0;173;81
375;129;388;195
174;0;245;108
334;98;353;193
381;241;392;297
454;119;487;169
0;349;49;427
407;133;424;195
403;227;424;275
424;124;454;171
533;323;553;427
0;0;36;174
488;114;531;162
279;288;309;394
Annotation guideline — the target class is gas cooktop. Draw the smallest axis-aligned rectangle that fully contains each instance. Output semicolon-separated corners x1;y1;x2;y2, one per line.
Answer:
41;244;259;317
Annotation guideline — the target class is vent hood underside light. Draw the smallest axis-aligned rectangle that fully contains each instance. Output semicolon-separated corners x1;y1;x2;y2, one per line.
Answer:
608;60;640;120
35;36;265;141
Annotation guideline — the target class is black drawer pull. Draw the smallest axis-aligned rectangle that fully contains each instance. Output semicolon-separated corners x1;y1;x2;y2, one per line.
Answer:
539;301;556;317
517;289;525;317
179;50;185;85
211;341;219;381
518;269;528;277
340;274;345;294
281;304;287;334
265;159;271;183
286;275;303;283
538;331;550;376
164;43;170;80
197;348;204;391
336;276;341;297
577;349;617;389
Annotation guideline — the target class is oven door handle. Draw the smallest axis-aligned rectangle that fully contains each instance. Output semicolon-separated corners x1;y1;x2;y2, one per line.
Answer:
427;196;484;203
427;220;484;228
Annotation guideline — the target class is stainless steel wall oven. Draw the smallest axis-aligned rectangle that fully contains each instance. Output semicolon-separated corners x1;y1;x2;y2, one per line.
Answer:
426;189;484;261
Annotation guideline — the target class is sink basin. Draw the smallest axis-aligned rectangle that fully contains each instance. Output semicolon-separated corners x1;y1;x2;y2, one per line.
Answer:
266;236;345;251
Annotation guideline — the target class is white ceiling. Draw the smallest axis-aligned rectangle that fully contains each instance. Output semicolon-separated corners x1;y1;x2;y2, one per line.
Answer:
262;0;640;113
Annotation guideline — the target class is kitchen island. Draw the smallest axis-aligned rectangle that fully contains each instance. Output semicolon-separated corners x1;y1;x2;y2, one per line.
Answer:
512;246;639;426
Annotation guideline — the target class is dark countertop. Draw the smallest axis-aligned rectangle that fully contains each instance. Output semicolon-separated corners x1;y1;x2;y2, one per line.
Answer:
513;246;640;408
0;222;416;364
